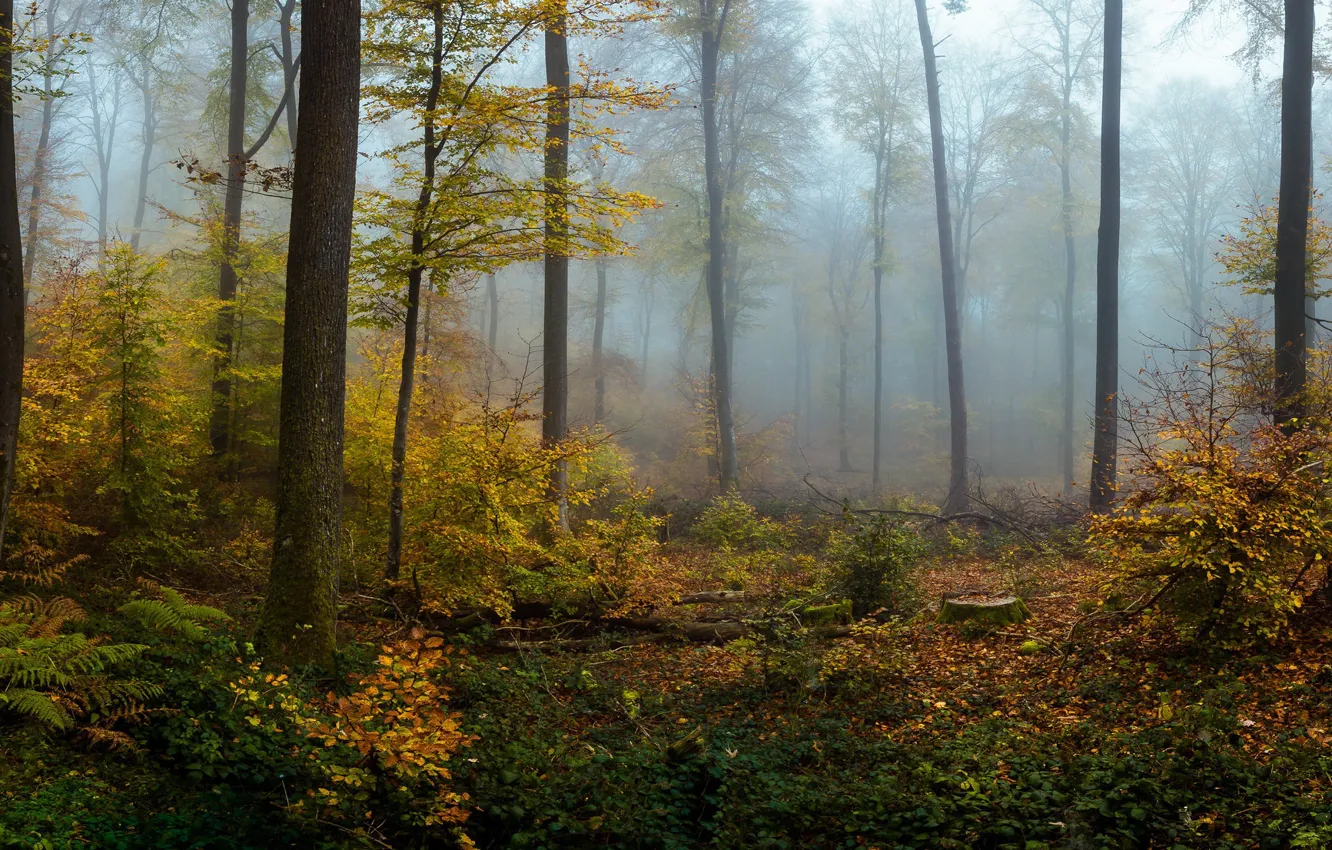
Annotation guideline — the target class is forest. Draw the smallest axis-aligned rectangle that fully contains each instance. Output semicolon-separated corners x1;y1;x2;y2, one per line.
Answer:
3;0;1332;846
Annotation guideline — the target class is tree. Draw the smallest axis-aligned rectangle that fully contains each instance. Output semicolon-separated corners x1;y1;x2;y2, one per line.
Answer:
543;0;572;525
359;0;545;580
1274;0;1313;427
828;0;919;494
1131;80;1237;340
1089;0;1120;510
0;0;26;554
209;0;299;465
259;0;360;667
1022;0;1101;494
914;0;968;514
698;0;738;492
812;157;871;473
943;51;1021;323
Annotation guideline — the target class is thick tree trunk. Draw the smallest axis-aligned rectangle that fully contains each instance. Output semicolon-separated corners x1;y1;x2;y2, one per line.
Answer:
1089;0;1121;511
0;0;25;556
916;0;968;515
1275;0;1314;427
210;0;249;462
702;1;738;493
260;0;359;667
543;3;571;529
593;257;607;424
130;60;156;253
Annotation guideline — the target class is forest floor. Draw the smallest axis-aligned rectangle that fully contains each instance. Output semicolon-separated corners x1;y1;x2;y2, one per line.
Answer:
5;545;1332;848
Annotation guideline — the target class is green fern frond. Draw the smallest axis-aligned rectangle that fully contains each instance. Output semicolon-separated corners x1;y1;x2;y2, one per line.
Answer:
0;689;73;729
159;587;228;623
120;588;228;640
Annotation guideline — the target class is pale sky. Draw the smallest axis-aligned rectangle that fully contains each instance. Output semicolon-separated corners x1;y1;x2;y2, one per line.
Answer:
807;0;1253;110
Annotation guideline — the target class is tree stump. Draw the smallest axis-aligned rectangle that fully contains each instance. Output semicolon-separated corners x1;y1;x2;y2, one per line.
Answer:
936;591;1031;627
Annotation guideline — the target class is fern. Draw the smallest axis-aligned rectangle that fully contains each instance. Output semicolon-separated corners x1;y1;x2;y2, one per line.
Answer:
119;586;229;640
0;594;150;735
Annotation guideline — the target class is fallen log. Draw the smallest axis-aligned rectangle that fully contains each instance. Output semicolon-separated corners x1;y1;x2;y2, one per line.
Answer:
677;590;746;604
682;621;748;643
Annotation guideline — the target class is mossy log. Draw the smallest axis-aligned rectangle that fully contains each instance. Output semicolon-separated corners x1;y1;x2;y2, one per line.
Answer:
936;592;1031;627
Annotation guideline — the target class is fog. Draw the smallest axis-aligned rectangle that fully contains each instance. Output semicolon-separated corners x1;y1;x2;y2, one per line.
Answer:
18;0;1331;502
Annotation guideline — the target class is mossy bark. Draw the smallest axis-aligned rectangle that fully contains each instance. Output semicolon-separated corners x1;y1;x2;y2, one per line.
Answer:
259;0;360;668
936;594;1031;627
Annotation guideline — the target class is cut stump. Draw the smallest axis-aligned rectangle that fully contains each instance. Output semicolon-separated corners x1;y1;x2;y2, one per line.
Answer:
936;591;1031;627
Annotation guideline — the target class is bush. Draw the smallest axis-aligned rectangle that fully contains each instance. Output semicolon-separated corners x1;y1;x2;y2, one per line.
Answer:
693;493;792;552
827;515;924;617
1090;323;1332;643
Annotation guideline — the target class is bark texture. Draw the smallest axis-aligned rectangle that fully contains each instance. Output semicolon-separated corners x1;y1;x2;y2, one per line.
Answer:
1089;0;1121;510
260;0;360;667
1275;0;1314;427
542;2;571;529
0;0;26;555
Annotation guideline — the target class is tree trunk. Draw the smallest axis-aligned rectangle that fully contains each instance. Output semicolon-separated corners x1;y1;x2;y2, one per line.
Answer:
702;1;738;493
542;2;571;530
210;0;249;462
639;285;652;386
1275;0;1314;428
279;0;298;148
486;272;498;352
259;0;359;667
385;1;443;583
1059;90;1076;496
22;4;56;285
792;284;803;445
0;0;25;557
915;0;968;515
837;329;850;471
1090;0;1121;511
593;257;607;424
872;142;888;494
130;58;156;253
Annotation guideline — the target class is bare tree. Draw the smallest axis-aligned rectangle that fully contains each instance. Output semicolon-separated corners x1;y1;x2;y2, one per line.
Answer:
1021;0;1101;494
914;0;968;514
829;0;920;494
1130;80;1237;340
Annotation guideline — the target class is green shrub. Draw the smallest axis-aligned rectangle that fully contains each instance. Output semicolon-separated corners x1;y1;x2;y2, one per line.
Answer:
693;494;792;552
827;515;924;616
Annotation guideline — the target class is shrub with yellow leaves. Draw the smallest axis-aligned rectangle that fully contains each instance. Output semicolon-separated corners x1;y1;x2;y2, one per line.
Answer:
1089;321;1332;642
226;631;475;843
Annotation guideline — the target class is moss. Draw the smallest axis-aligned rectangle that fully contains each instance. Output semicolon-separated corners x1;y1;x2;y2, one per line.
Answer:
936;595;1031;627
800;600;853;626
1018;639;1044;656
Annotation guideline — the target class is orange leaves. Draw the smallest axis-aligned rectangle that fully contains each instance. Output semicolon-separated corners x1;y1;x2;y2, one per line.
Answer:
302;630;475;829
